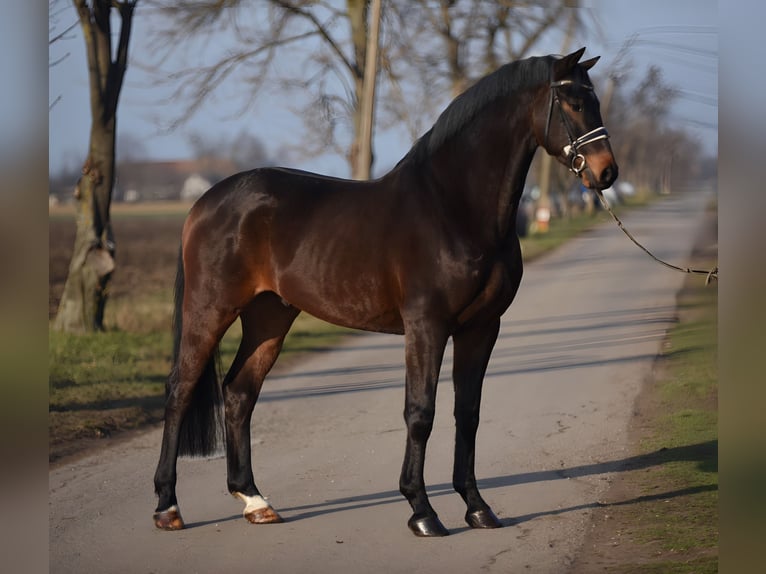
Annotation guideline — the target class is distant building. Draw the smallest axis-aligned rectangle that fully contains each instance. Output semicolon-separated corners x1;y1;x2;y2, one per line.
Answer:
180;173;212;202
115;157;237;202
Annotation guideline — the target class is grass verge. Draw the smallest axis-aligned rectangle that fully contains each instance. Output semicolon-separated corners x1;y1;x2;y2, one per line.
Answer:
571;207;718;573
519;193;651;262
49;313;351;464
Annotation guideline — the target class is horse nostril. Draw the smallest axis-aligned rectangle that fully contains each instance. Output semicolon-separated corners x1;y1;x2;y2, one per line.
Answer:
600;164;617;187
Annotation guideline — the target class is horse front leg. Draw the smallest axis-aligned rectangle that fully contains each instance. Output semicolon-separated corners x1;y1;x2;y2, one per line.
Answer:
399;320;450;536
452;317;503;529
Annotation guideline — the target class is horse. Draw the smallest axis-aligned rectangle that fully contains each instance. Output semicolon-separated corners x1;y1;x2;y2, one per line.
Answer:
153;47;617;537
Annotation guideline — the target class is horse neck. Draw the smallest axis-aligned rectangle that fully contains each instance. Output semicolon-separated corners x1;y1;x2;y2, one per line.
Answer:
421;101;539;245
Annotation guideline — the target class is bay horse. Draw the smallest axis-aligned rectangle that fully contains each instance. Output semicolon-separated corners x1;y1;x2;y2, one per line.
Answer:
153;47;617;537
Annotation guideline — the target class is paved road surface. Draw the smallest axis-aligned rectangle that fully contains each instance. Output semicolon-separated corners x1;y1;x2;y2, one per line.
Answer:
50;189;712;573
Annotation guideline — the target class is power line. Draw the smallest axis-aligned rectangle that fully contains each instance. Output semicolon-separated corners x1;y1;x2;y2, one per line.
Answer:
677;89;718;107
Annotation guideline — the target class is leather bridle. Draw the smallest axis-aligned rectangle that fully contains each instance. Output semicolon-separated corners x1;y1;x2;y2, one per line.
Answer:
543;79;610;176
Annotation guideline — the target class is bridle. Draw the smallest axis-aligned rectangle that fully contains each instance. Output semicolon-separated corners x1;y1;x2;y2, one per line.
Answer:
543;79;610;176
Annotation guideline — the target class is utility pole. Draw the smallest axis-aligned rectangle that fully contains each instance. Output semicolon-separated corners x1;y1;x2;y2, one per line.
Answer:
356;0;382;180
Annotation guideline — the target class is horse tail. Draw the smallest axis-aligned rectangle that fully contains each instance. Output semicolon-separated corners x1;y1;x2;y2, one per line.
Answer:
168;247;224;458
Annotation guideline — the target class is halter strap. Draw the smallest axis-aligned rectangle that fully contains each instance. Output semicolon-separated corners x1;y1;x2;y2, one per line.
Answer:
544;79;609;175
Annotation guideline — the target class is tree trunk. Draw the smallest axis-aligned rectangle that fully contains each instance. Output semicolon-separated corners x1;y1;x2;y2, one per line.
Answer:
355;0;381;180
347;0;370;179
53;0;135;332
53;126;117;333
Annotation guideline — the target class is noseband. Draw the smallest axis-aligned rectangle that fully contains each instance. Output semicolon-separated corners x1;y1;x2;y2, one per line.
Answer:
543;79;609;175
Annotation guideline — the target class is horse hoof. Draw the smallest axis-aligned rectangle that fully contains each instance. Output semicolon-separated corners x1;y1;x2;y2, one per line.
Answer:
465;508;502;529
408;514;450;537
233;492;284;524
244;506;284;524
153;505;185;530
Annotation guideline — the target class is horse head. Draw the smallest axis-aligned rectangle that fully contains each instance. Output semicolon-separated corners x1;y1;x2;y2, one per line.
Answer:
536;47;618;191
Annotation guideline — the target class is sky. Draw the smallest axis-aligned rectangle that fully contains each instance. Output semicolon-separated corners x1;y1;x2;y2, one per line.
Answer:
48;0;718;179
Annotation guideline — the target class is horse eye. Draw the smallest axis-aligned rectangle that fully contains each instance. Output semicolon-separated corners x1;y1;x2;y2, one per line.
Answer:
571;101;583;113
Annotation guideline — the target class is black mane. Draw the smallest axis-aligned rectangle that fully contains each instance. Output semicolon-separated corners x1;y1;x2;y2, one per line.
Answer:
403;55;553;165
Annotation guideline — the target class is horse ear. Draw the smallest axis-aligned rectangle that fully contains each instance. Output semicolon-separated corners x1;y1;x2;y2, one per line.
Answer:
553;47;587;80
580;56;600;71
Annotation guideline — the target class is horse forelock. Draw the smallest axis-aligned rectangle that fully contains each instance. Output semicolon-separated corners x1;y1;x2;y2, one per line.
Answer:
403;55;553;165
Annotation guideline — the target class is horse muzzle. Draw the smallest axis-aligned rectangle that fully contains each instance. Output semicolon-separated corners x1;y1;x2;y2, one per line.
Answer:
579;152;618;190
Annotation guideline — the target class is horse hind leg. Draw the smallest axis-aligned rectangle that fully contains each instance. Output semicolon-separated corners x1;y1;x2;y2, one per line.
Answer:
153;303;237;531
223;292;299;525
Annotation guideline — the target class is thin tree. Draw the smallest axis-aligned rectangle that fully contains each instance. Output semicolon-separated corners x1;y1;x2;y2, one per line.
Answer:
356;0;382;179
53;0;138;333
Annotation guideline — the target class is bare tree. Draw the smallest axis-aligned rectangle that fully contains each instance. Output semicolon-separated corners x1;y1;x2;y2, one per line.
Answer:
144;0;376;177
377;1;575;142
143;1;575;178
607;65;681;192
49;0;79;110
53;0;138;333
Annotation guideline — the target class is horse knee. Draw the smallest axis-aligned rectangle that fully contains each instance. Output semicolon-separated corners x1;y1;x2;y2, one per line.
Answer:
404;405;435;442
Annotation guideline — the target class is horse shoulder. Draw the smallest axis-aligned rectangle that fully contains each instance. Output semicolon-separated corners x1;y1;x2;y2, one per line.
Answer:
455;242;523;327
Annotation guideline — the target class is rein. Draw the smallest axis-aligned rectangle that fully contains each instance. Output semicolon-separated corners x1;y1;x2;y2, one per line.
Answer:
594;189;718;284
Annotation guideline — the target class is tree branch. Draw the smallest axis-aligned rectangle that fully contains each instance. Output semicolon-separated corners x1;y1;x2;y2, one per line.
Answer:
270;0;356;77
106;1;137;115
157;26;319;130
73;0;105;124
49;19;79;44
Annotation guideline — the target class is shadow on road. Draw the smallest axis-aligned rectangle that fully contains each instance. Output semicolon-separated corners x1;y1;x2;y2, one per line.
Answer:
272;440;716;528
257;303;686;403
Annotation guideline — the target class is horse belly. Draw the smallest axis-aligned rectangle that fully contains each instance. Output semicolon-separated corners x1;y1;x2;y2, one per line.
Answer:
277;268;405;335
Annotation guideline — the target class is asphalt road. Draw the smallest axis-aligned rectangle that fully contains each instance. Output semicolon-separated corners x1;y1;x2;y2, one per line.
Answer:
50;188;713;573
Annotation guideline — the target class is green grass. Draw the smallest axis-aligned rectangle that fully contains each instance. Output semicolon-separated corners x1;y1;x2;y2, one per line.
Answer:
48;310;353;459
520;210;609;260
636;283;718;558
599;251;718;572
49;329;172;453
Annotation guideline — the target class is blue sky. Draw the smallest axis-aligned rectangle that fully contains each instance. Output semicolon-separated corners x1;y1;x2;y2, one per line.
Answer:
48;0;717;178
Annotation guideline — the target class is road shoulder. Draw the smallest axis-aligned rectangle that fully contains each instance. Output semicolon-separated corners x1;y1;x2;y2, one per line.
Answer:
569;205;718;573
